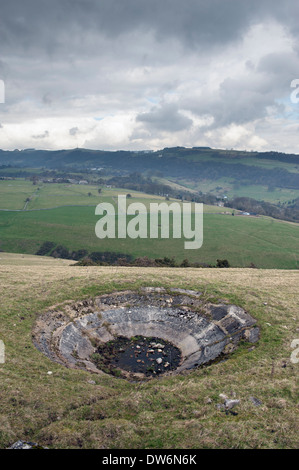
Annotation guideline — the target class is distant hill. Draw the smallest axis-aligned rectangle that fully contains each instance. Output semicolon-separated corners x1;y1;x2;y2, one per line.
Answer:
1;146;299;191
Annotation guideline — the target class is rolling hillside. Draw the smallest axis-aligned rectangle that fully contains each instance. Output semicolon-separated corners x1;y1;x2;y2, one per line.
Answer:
0;180;298;269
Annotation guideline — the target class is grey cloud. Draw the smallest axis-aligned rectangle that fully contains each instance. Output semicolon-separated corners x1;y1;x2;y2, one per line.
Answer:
136;103;193;132
1;1;299;152
69;127;79;136
0;0;290;56
216;76;279;125
42;93;53;105
257;52;299;84
180;61;296;131
32;130;49;139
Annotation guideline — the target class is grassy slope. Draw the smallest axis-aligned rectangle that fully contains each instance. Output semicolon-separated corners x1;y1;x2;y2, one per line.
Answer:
0;253;298;449
0;180;35;210
172;177;299;203
164;149;299;202
0;206;298;269
0;180;167;210
182;152;299;173
0;180;298;269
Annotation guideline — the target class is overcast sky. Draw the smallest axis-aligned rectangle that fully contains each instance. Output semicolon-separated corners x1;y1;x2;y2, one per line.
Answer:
1;0;299;153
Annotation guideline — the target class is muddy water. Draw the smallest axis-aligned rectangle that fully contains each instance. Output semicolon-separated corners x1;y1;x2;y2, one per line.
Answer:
92;336;182;377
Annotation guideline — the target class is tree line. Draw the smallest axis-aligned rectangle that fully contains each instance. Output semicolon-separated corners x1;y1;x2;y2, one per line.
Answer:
35;241;234;268
225;196;299;223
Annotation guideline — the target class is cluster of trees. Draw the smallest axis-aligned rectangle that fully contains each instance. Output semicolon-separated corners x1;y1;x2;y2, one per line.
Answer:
257;151;299;164
35;242;233;268
103;156;299;190
36;242;89;260
225;197;299;223
106;172;220;205
0;169;30;178
35;241;56;256
184;161;299;189
35;242;132;264
75;255;231;268
106;173;173;196
87;251;133;264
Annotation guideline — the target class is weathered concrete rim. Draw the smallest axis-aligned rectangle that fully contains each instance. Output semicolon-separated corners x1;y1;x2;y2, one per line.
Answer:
32;287;260;379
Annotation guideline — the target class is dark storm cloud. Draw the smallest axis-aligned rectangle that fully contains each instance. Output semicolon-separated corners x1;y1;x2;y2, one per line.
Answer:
0;0;286;55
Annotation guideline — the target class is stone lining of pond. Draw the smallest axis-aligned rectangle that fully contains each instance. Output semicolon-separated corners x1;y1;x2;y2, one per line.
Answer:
33;287;260;379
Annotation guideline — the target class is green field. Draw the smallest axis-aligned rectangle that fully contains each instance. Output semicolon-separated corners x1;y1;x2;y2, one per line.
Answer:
0;205;298;269
0;180;169;211
0;179;298;269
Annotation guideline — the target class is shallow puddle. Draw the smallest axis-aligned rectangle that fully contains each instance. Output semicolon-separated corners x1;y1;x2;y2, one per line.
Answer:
91;336;182;377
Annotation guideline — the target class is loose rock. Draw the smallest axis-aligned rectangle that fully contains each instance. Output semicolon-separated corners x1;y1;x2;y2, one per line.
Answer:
8;440;47;449
224;399;240;410
249;397;263;407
